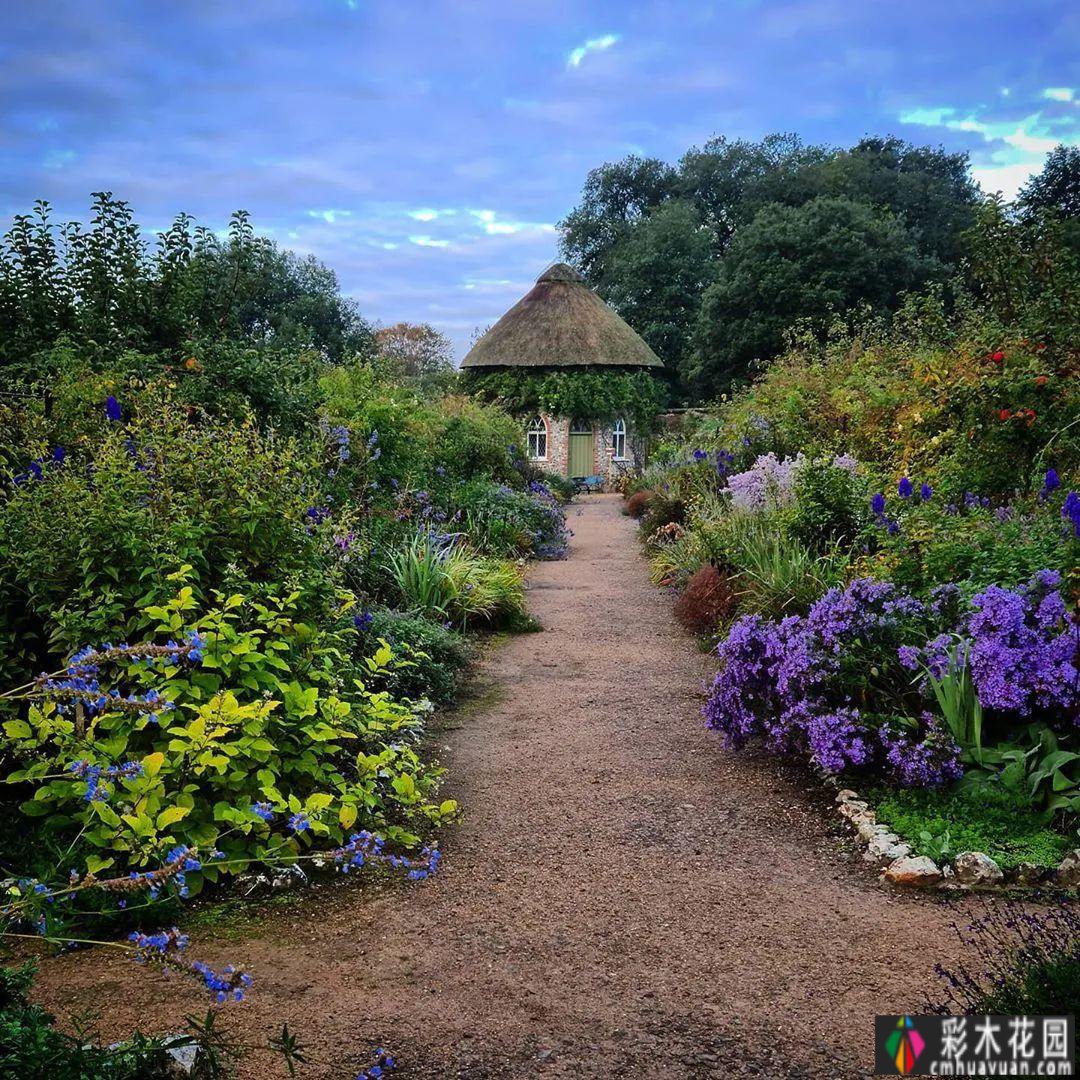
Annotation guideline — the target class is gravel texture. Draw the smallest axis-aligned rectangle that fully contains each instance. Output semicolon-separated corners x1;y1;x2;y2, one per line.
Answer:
31;495;978;1078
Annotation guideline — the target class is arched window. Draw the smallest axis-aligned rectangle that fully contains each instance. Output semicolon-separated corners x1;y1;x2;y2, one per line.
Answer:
526;416;547;460
612;418;627;460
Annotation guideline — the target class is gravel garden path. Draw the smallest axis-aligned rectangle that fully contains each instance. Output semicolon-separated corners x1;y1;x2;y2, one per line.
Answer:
34;494;976;1078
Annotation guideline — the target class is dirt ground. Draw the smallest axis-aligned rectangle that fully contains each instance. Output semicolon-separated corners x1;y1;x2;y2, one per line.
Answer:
33;494;979;1078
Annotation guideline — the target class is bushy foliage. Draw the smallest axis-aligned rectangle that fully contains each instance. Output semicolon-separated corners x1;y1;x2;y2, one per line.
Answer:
358;610;470;707
463;368;668;434
2;584;453;883
561;133;979;395
454;480;570;560
672;565;736;637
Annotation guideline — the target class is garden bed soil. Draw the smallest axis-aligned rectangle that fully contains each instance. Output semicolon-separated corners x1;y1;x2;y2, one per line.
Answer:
30;495;982;1078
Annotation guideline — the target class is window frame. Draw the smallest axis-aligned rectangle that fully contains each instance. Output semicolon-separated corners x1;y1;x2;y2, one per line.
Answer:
612;418;627;460
526;416;548;461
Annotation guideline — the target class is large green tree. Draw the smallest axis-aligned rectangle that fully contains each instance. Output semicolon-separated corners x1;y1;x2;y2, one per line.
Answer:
603;202;716;375
559;133;980;400
687;196;934;397
0;193;372;378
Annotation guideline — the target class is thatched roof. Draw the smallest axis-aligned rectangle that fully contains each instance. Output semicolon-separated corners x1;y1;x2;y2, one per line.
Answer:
461;263;664;370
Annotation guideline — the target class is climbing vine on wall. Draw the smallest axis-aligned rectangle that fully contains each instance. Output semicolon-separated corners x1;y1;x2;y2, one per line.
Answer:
462;369;668;433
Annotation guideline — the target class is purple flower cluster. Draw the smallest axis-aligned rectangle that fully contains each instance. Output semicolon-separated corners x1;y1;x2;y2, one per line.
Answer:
966;571;1078;717
12;445;66;485
726;453;804;512
67;759;145;802
1063;491;1080;537
705;568;1078;787
328;830;442;882
129;925;252;1002
880;722;963;787
704;578;934;780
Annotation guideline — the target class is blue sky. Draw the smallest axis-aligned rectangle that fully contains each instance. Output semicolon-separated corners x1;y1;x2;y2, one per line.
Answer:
2;1;1078;359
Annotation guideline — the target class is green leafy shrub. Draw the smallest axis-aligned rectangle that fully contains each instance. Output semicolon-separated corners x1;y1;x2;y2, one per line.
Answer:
785;456;869;549
2;583;453;882
639;492;685;535
359;610;470;707
0;399;331;677
453;480;569;559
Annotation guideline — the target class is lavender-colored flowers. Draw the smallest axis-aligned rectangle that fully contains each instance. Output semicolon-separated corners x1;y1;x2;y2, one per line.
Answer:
966;572;1078;717
703;570;1079;787
703;578;931;780
726;453;804;512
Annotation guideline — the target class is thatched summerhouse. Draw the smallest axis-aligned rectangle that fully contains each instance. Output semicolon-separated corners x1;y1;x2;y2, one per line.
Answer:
461;263;664;483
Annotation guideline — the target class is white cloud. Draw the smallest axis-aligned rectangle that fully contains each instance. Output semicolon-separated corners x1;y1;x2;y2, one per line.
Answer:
467;208;556;236
899;100;1079;197
1043;87;1075;103
567;33;620;69
306;208;353;224
407;207;457;221
968;161;1039;200
408;235;449;248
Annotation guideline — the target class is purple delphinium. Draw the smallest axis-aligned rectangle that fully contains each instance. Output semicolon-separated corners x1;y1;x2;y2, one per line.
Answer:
692;448;708;462
1043;467;1060;493
1063;491;1080;537
898;477;914;499
353;610;375;633
920;482;932;502
105;395;123;422
870;492;886;516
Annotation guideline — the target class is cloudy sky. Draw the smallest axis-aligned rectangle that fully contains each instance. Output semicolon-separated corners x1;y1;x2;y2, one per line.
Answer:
2;1;1078;359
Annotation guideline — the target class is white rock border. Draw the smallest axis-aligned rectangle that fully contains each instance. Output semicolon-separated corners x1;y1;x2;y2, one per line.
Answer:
820;772;1079;891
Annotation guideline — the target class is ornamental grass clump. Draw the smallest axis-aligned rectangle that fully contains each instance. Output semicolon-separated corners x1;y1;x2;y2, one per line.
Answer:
673;564;736;637
625;489;653;519
386;531;525;628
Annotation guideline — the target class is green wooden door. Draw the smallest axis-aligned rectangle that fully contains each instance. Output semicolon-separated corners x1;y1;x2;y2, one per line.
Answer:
568;431;593;478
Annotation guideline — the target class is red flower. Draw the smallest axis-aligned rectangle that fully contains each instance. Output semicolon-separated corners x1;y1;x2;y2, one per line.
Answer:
1035;375;1048;387
1036;342;1047;352
998;409;1012;421
991;351;1005;363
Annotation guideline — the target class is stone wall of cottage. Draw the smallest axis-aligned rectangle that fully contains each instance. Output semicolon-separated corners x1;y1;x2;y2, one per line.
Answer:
527;413;646;485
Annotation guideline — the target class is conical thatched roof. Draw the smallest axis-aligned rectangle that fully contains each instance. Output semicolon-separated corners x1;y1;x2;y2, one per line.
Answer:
461;263;663;370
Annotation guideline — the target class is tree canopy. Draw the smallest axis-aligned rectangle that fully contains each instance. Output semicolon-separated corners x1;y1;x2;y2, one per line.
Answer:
559;133;981;399
0;193;372;381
